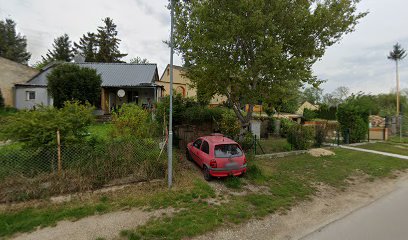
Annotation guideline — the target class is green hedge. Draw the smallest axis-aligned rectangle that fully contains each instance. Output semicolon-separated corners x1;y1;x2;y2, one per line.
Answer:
287;125;314;150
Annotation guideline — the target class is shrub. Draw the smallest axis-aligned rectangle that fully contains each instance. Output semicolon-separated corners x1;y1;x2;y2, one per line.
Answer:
219;110;241;137
111;103;156;138
303;108;317;121
279;118;296;138
47;64;102;108
238;131;255;151
155;94;197;126
0;101;94;147
337;95;369;143
287;125;314;150
0;89;4;108
155;94;225;127
314;124;327;147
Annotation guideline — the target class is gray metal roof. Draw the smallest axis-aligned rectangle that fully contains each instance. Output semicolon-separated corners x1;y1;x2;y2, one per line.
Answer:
17;62;159;87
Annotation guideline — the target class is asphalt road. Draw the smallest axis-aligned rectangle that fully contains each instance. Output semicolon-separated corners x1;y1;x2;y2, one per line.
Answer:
301;178;408;240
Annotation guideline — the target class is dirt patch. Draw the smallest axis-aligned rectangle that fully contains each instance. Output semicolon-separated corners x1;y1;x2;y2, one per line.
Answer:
194;171;408;240
308;148;335;157
12;208;175;240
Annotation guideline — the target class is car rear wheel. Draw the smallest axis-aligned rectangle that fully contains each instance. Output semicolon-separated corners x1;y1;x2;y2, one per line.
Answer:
203;166;212;181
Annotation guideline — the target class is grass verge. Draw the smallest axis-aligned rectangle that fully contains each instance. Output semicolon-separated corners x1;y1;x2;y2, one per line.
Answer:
356;142;408;156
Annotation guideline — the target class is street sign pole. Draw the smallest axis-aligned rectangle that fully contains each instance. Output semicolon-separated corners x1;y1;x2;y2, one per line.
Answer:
168;0;174;189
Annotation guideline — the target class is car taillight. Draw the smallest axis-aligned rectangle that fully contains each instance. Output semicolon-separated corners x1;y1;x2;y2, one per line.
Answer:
210;159;217;168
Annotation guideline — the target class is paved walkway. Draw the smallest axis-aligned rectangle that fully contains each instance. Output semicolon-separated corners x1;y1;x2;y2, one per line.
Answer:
339;145;408;160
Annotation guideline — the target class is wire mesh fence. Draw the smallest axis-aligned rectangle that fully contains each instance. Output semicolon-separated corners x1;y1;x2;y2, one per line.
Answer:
0;138;168;202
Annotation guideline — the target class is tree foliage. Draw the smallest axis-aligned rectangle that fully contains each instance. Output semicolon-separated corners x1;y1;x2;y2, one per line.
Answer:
74;32;98;62
95;17;127;62
0;101;94;147
42;34;74;62
0;18;31;64
129;56;149;64
337;94;370;143
111;104;154;138
47;64;102;108
301;87;323;105
323;86;350;107
388;43;407;62
173;0;366;129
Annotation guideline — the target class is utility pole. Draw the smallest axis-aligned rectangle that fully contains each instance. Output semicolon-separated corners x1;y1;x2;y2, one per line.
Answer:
168;0;174;189
388;43;406;142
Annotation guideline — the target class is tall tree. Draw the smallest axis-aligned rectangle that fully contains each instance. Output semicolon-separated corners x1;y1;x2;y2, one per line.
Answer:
301;87;323;105
388;43;407;116
73;32;98;62
95;17;127;62
129;56;149;64
42;34;74;62
173;0;366;129
322;86;350;107
0;18;31;64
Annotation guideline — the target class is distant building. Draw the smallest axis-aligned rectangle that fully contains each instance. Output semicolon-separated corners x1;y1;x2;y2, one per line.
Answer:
156;64;227;106
0;57;39;107
296;101;319;115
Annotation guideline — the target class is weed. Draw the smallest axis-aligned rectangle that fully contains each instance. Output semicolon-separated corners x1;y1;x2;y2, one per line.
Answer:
223;176;242;189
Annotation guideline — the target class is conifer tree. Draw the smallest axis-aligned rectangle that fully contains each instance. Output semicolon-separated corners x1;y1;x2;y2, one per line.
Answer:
0;18;31;64
42;34;74;62
95;17;127;62
73;32;97;62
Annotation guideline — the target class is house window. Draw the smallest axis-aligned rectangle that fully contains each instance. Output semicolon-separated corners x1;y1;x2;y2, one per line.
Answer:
26;91;35;100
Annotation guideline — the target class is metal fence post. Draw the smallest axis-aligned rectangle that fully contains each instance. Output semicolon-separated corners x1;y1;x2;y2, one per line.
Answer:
56;130;62;176
254;134;257;155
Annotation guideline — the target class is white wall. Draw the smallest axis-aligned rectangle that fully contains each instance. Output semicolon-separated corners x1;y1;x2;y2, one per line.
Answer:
15;86;53;110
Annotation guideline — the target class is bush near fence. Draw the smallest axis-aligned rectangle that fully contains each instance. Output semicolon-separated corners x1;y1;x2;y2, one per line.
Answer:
0;138;168;202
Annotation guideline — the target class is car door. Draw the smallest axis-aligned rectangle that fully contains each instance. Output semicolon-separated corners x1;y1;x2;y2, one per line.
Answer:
191;139;202;163
198;140;210;167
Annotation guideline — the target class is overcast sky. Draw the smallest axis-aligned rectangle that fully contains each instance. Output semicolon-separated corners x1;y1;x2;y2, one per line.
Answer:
0;0;407;95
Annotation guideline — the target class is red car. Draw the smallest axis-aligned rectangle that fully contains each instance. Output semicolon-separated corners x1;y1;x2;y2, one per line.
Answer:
186;134;247;181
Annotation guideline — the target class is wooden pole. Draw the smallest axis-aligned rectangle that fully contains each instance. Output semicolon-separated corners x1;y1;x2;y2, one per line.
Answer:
57;130;62;176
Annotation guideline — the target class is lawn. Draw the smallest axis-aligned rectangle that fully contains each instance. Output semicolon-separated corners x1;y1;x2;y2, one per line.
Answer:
87;123;113;141
257;137;291;154
356;142;408;156
388;136;408;144
1;148;408;239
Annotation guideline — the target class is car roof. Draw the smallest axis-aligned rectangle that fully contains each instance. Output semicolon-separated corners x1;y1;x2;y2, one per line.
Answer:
200;135;238;145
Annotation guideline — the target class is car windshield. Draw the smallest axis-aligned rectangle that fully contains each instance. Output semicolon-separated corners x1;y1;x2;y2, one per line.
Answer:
214;144;243;158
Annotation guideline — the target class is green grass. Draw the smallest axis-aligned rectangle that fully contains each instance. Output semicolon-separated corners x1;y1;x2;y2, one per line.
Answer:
2;148;408;239
388;136;408;144
356;142;408;156
87;123;113;141
257;138;291;154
